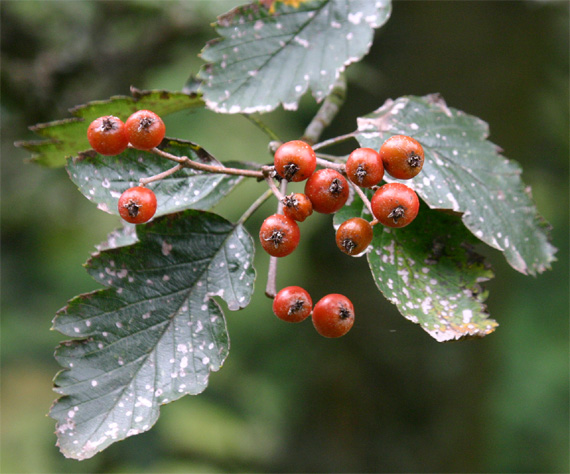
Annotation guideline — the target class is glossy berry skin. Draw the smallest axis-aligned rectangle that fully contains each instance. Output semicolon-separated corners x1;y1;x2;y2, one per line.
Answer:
274;140;317;182
118;186;157;224
345;148;384;188
125;110;166;150
282;193;313;222
336;217;374;256
272;286;313;323
259;214;300;257
371;182;420;228
312;294;355;338
379;135;424;180
87;116;129;156
304;168;349;214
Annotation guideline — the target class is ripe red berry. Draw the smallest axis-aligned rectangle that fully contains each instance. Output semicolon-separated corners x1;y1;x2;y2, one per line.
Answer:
282;193;313;222
379;135;424;180
118;186;158;224
371;182;420;228
274;140;317;182
259;214;300;257
312;294;355;338
345;147;384;188
272;286;313;323
335;217;374;256
304;168;349;214
87;116;129;156
125;110;166;150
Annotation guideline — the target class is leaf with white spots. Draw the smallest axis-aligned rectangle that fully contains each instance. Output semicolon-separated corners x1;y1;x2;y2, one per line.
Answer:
16;88;204;168
67;138;255;218
198;0;391;114
356;94;556;276
368;206;497;342
50;210;255;460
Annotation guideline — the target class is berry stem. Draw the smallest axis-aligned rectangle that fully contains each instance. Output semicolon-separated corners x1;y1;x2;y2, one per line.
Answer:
264;175;285;201
349;180;375;217
139;164;184;186
147;146;265;179
301;74;347;145
315;155;345;171
237;188;273;226
265;179;288;299
312;131;359;152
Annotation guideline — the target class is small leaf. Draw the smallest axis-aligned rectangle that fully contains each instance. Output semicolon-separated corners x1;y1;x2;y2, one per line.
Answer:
50;210;255;460
356;94;557;275
15;88;204;168
198;0;391;114
368;206;497;342
66;138;255;217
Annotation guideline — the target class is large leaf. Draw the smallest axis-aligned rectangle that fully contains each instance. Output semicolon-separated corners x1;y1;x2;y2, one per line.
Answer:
199;0;391;113
16;88;204;167
355;94;556;276
334;193;497;341
50;210;255;460
66;138;255;217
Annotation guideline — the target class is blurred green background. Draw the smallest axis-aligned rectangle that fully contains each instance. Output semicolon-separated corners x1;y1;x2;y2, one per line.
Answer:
1;1;568;472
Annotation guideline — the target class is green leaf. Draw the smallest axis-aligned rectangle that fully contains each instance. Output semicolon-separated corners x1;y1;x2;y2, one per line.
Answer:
66;138;254;217
15;88;204;168
367;207;497;342
198;0;391;114
356;94;557;276
50;210;255;460
334;190;497;341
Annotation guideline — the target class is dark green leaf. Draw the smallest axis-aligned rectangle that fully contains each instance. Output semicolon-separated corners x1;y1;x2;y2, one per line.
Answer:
356;94;556;276
66;138;255;217
368;207;497;341
15;88;204;168
50;210;255;460
198;0;391;113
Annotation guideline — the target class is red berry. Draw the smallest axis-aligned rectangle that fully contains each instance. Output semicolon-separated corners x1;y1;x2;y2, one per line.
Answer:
125;110;166;150
304;168;349;214
312;294;355;338
118;186;157;224
379;135;424;180
272;286;313;323
345;147;384;188
282;193;313;222
259;214;300;257
274;140;316;182
87;116;129;156
335;217;374;255
371;182;419;228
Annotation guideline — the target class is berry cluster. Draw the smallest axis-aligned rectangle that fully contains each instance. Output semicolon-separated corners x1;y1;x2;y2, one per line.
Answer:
273;286;355;338
87;110;166;224
263;135;425;337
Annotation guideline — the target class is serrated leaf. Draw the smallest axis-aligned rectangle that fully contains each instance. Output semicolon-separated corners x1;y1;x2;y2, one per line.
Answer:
355;94;556;276
15;88;204;168
66;138;255;217
50;210;255;460
198;0;391;114
368;206;497;342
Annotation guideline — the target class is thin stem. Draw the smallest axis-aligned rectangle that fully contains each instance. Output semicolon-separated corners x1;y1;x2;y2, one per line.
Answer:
237;189;273;226
243;114;282;142
301;74;347;145
150;147;264;179
265;179;288;299
316;156;345;171
264;175;285;201
139;164;184;185
312;131;359;151
349;181;375;217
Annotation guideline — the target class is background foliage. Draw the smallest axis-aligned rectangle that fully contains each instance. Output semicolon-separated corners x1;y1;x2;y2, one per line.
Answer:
1;1;568;472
